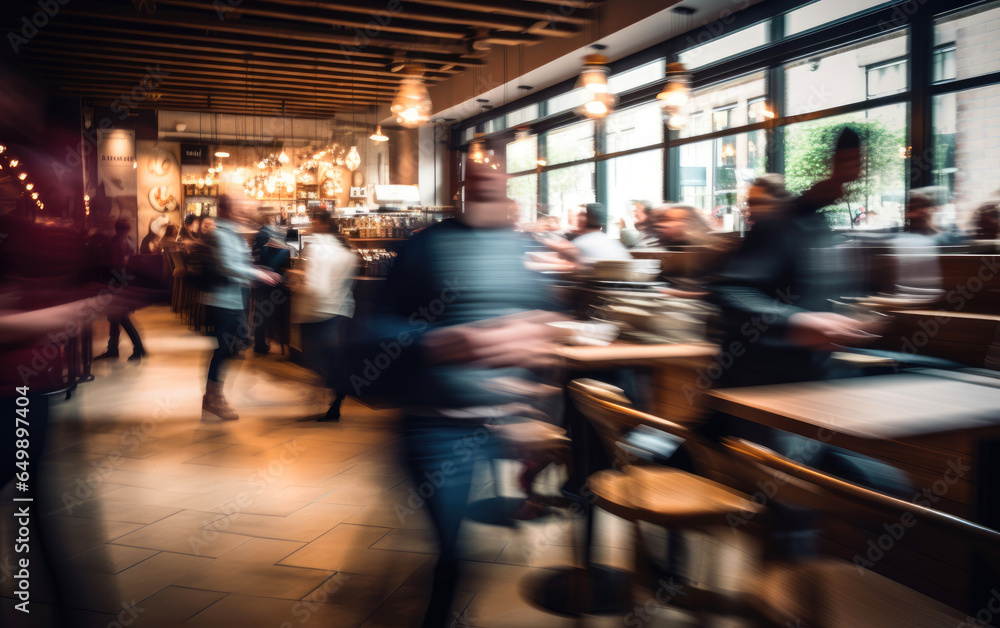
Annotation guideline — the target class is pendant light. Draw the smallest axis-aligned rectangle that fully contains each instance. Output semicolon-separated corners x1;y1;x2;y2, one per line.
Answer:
577;38;615;119
370;70;389;142
391;65;432;128
346;63;362;171
469;132;486;164
658;62;692;131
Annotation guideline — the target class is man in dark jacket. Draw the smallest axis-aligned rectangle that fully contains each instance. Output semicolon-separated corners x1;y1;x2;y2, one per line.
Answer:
350;161;562;628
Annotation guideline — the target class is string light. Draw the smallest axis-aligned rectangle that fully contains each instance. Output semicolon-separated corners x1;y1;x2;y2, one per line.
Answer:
25;183;33;190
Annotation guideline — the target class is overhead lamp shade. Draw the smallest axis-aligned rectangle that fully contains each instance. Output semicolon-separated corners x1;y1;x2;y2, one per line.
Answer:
577;53;610;94
215;151;230;158
658;62;691;127
370;125;388;142
346;145;361;171
391;77;432;128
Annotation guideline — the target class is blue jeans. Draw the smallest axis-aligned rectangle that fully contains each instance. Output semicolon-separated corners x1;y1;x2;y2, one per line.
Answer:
400;417;498;628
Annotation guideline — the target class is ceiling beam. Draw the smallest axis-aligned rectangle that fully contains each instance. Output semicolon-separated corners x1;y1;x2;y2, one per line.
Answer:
59;6;535;56
402;0;598;24
31;30;463;79
46;18;487;68
219;0;586;34
24;56;404;99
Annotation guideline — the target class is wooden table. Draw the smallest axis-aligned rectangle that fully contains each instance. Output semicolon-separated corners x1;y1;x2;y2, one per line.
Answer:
706;370;1000;612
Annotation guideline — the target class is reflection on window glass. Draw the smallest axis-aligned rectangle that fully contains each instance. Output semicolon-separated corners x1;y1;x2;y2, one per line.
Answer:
933;45;956;83
605;149;663;237
679;72;766;139
678;131;766;232
544;163;595;221
485;117;505;134
935;2;1000;81
783;104;907;229
462;127;475;143
866;59;907;98
679;23;768;70
507;175;538;223
785;0;888;36
785;31;908;116
606;103;663;153
713;106;734;132
933;86;1000;230
544;120;595;166
609;59;666;94
507;104;539;127
506;136;537;173
547;88;590;115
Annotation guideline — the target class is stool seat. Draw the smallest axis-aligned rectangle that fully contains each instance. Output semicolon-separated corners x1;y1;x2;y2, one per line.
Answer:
588;466;763;529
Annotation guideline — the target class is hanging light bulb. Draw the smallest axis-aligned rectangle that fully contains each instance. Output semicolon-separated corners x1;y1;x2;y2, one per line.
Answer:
576;50;616;119
9;159;18;167
658;62;691;129
31;192;38;199
577;53;610;94
370;125;388;142
25;183;33;190
0;145;5;153
346;145;361;171
391;72;432;128
278;150;290;164
18;173;26;180
469;134;486;164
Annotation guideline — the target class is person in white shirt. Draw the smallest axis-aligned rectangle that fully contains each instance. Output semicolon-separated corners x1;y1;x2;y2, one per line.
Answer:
545;203;632;264
291;212;359;421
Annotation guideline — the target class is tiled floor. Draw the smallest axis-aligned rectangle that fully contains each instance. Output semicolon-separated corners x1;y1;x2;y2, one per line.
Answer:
0;305;750;628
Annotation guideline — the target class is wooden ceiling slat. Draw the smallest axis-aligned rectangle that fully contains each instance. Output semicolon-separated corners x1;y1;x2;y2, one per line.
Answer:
402;0;597;24
24;56;403;99
59;6;516;55
47;18;485;68
33;30;463;79
227;0;585;34
25;50;424;95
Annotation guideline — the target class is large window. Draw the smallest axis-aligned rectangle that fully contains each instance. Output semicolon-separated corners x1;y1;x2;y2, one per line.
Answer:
680;23;769;70
508;175;538;224
605;149;664;235
935;1;1000;81
506;136;537;173
783;104;908;229
545;120;595;166
449;0;998;233
785;31;908;116
679;72;766;139
784;0;890;36
544;163;595;221
934;85;1000;229
605;102;663;153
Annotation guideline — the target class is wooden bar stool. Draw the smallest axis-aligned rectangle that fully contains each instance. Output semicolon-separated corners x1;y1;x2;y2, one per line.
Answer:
568;379;765;625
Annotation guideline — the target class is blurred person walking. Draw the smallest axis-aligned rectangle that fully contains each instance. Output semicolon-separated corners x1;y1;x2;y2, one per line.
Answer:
94;218;146;363
290;212;358;421
197;196;280;421
349;160;562;628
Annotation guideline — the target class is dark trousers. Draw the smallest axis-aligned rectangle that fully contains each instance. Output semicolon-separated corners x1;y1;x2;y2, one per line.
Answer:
208;306;244;383
400;417;497;628
107;313;143;354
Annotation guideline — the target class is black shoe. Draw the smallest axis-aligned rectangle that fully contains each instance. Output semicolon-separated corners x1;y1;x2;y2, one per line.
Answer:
128;350;144;362
317;404;341;422
94;351;119;360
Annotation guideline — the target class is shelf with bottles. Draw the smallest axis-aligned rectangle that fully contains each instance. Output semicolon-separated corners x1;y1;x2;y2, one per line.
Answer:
335;214;428;240
357;248;397;278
